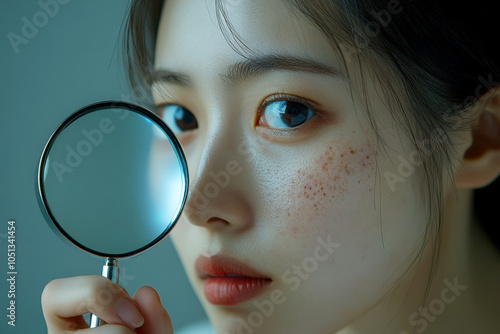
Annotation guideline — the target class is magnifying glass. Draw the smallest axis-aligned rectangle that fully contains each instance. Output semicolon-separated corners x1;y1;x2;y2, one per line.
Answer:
37;101;189;327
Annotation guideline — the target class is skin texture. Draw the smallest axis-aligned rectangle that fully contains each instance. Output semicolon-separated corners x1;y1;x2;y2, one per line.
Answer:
150;0;500;333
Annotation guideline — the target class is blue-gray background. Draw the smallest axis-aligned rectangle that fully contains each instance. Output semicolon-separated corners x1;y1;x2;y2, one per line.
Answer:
0;1;207;332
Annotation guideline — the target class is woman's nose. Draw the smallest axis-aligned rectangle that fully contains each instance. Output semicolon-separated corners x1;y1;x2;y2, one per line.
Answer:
182;130;255;232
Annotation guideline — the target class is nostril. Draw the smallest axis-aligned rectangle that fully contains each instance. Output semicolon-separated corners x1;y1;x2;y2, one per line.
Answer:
206;217;230;226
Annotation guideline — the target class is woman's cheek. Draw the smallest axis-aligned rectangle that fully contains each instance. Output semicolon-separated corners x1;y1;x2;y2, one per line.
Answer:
265;139;428;280
270;144;377;241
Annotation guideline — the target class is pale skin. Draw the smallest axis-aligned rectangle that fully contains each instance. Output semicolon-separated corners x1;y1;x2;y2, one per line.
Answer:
41;1;500;333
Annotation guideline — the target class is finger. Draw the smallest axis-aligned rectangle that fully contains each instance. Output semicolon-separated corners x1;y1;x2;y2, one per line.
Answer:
133;286;173;334
42;276;144;332
64;323;136;334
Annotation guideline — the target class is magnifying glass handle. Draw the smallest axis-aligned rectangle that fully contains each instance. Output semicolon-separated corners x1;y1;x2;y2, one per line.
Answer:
89;258;120;328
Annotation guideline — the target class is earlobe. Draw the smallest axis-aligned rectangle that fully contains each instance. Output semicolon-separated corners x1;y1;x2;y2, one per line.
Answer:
455;88;500;189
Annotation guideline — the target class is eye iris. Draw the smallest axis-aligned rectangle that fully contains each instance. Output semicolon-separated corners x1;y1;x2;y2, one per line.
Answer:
279;101;309;127
173;106;198;130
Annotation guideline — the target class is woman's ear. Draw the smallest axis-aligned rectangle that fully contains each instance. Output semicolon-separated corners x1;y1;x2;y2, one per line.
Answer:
455;87;500;189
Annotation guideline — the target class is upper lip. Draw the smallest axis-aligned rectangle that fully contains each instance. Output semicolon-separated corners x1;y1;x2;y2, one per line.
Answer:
195;253;272;280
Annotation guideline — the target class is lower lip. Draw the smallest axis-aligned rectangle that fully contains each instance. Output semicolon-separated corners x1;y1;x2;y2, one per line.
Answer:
203;277;272;305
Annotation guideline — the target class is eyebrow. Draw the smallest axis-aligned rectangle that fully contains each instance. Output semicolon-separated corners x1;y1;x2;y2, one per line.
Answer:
153;54;344;87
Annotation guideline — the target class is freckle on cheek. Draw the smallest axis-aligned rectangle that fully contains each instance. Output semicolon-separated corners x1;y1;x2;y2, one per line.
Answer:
275;145;375;238
290;145;375;216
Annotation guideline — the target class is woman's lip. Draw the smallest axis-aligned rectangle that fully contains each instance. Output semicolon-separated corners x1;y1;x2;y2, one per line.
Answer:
203;277;272;305
195;254;271;279
195;254;272;305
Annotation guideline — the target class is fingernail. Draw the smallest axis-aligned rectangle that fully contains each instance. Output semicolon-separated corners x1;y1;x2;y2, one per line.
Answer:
115;298;144;328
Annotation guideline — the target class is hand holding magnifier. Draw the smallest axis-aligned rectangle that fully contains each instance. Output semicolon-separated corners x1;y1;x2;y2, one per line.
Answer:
37;101;189;327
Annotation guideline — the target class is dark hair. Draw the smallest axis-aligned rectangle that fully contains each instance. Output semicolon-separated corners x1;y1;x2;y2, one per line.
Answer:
123;0;499;326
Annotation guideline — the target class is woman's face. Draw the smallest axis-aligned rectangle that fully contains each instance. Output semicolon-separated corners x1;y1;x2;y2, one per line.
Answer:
154;0;428;332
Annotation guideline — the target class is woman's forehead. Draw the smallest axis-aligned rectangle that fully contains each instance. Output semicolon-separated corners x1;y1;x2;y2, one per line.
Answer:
154;0;343;73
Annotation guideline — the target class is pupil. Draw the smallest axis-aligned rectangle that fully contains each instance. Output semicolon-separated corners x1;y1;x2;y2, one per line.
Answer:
281;102;308;127
174;107;197;130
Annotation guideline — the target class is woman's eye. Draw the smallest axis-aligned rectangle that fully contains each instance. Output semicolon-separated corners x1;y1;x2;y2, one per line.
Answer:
258;99;315;129
157;104;198;133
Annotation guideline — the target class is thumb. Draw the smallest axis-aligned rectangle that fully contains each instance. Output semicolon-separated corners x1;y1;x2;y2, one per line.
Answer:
133;286;173;334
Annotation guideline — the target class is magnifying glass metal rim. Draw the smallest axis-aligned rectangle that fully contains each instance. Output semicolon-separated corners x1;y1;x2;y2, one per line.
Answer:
37;100;189;258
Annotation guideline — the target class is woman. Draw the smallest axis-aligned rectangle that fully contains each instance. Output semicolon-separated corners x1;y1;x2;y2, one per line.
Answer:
41;0;500;333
